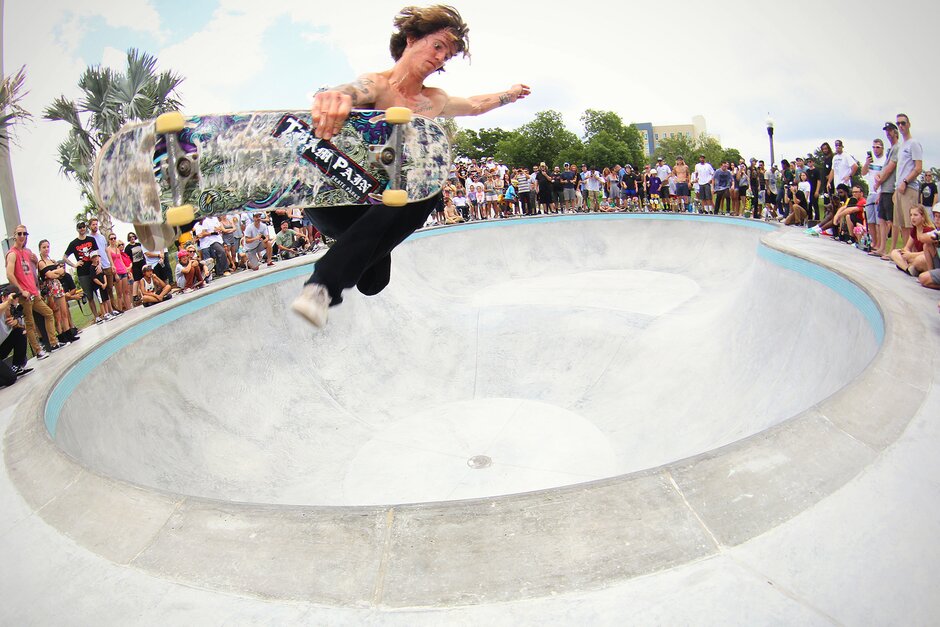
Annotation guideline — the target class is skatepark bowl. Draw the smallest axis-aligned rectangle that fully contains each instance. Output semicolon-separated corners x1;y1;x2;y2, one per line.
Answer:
10;212;928;610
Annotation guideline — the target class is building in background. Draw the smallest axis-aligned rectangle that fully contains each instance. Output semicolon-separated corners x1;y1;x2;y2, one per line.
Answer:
634;116;709;156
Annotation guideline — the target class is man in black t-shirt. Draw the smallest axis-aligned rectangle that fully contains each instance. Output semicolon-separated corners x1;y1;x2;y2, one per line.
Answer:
63;221;100;319
805;157;821;221
920;172;937;209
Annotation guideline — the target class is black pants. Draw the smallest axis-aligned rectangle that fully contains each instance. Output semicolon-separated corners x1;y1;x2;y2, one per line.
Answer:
304;194;440;305
714;188;731;214
0;328;28;368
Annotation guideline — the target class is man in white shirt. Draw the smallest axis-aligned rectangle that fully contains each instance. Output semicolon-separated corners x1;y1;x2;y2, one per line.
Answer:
655;157;671;183
860;137;887;253
827;139;858;191
243;212;275;270
582;165;603;211
195;215;230;277
693;155;715;214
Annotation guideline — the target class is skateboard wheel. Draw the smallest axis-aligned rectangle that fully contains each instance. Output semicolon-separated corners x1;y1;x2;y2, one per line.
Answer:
385;107;412;124
382;189;408;206
166;204;195;226
155;111;185;134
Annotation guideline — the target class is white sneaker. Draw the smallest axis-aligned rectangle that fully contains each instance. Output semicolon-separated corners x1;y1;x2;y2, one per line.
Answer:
290;283;331;328
95;316;104;324
36;349;49;360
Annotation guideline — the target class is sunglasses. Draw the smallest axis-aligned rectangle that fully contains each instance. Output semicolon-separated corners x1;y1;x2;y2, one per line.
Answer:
109;236;116;240
15;231;28;236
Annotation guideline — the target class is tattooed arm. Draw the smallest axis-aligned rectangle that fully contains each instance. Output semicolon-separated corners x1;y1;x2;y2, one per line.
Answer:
439;83;531;117
311;74;380;140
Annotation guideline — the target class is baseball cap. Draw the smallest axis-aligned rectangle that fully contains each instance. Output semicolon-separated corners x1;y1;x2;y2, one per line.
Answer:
90;250;100;257
883;122;898;131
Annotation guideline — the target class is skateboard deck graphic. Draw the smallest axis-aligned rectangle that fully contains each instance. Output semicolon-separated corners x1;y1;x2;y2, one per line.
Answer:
93;109;451;226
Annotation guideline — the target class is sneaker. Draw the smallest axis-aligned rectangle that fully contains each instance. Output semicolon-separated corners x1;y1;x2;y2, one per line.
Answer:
291;283;331;328
48;343;62;353
11;364;33;377
36;350;50;360
95;317;104;325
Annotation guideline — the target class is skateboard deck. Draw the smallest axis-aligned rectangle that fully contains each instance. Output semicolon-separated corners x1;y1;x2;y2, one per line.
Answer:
93;108;451;228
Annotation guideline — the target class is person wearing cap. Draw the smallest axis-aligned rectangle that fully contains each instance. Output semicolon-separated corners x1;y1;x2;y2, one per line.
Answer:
5;224;63;358
195;215;230;278
827;140;859;202
244;212;275;270
138;265;172;307
63;221;101;320
274;220;309;260
874;122;901;258
174;249;206;292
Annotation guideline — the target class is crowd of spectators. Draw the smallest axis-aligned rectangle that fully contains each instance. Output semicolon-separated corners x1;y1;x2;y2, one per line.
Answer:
0;209;323;387
2;113;937;386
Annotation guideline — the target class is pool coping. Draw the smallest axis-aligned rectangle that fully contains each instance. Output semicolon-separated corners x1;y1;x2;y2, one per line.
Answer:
3;214;932;608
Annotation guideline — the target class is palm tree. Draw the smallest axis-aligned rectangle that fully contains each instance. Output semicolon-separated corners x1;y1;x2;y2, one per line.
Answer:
0;64;30;246
44;49;184;227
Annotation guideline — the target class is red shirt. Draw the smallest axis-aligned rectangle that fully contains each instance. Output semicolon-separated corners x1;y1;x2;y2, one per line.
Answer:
7;246;39;296
912;226;935;253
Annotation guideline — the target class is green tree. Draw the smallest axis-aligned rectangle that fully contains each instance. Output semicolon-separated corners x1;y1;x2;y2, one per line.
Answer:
454;126;512;161
495;109;580;168
0;65;30;146
580;109;645;167
44;49;184;226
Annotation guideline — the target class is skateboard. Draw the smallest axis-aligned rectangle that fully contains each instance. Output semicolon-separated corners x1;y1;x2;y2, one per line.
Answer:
93;107;451;242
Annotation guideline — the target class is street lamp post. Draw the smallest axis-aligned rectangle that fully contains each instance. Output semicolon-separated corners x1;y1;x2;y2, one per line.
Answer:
765;116;775;167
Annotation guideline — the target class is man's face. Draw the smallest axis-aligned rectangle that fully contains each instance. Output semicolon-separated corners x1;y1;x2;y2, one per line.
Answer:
280;222;288;231
837;188;847;201
873;142;884;156
852;188;862;198
699;157;705;164
406;29;457;74
14;226;27;246
89;220;99;233
77;224;87;237
834;141;843;154
897;116;910;133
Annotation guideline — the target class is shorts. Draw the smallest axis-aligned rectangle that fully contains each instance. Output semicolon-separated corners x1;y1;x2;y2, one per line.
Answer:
116;272;128;280
675;183;690;197
485;192;498;202
894;186;918;229
865;193;879;224
624;189;637;197
563;188;576;201
878;191;894;222
77;274;95;300
222;232;238;248
698;183;712;201
927;266;940;286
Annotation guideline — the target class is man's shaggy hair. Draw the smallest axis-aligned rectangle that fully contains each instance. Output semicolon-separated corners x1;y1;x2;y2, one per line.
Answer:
389;5;470;63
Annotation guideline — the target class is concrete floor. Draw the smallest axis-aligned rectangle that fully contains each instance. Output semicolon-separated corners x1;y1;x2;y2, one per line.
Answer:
2;214;938;625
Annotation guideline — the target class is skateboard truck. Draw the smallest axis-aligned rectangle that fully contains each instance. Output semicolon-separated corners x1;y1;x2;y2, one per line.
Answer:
155;111;198;226
378;107;411;206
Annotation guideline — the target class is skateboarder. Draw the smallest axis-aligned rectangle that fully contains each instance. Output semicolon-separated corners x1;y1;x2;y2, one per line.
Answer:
291;4;530;327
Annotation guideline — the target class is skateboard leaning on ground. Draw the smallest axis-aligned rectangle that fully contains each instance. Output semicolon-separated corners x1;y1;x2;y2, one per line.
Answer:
93;107;452;247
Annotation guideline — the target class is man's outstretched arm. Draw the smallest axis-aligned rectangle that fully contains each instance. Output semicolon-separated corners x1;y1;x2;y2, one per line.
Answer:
440;84;531;117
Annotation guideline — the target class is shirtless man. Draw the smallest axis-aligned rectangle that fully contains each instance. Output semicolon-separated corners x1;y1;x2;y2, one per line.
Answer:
291;5;530;327
673;157;691;211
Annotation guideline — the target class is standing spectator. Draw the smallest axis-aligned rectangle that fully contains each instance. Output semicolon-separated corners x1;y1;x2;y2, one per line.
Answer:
733;164;750;216
561;164;578;213
220;214;239;272
861;138;887;255
622;166;640;211
694;155;715;214
805;157;822;221
894;113;924;253
713;161;733;214
647;169;663;210
244;212;275;270
514;168;531;215
766;164;780;217
819;142;835;194
528;166;539;213
195;215;231;277
453;188;469;221
124;232;145;303
89;251;116;321
551;166;564;212
919;171;936;210
5;225;63;357
827;140;859;196
87;218;114;305
535;163;554;214
107;234;131;312
583;165;603;212
673;157;691;211
874;122;901;257
748;158;762;218
64;221;100;321
37;239;79;344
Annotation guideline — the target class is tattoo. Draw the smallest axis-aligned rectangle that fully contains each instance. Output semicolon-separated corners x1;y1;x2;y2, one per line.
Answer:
336;78;376;107
499;93;511;106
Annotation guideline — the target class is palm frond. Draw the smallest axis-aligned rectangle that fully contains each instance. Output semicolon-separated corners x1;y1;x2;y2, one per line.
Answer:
0;66;32;144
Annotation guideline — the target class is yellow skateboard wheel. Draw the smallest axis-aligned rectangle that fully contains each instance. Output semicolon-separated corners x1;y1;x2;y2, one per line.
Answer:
166;204;195;226
155;111;185;134
385;107;413;124
382;189;408;206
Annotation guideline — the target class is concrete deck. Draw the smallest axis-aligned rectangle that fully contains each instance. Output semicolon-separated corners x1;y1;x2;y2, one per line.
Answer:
2;214;938;624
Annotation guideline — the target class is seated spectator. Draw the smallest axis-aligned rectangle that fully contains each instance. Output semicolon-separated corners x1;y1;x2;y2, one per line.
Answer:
891;204;935;275
783;188;808;226
138;265;173;306
832;185;866;243
174;249;206;291
443;197;465;224
0;290;33;381
244;212;275;270
274;220;308;259
912;207;940;288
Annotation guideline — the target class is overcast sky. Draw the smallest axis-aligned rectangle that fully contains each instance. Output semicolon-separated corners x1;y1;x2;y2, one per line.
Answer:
4;0;939;269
